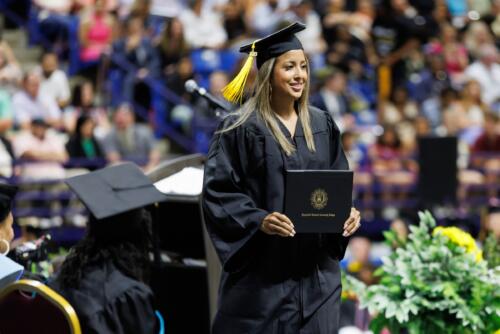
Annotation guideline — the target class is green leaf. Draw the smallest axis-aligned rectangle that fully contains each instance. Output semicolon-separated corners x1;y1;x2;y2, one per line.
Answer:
383;230;398;247
373;267;385;277
369;315;388;334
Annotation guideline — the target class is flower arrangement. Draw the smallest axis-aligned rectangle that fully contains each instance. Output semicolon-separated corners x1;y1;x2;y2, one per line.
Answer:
345;211;500;334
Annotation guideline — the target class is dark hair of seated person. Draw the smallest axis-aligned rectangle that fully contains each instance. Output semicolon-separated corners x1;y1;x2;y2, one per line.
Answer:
66;115;105;170
57;208;152;289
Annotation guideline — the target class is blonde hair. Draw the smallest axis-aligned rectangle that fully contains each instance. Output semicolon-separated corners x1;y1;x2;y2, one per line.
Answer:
220;55;316;156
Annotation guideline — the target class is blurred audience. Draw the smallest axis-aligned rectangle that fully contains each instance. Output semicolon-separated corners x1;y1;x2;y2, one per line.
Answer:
368;125;417;220
36;52;71;109
66;115;106;170
0;49;22;94
112;15;160;110
12;72;62;130
179;0;228;49
155;17;189;76
291;0;327;69
410;50;450;104
64;80;110;136
12;119;69;227
33;0;73;52
103;104;160;171
310;69;353;130
0;26;19;67
166;55;195;100
246;0;289;37
464;21;495;59
421;87;458;133
438;23;468;84
219;0;248;45
191;70;230;117
442;79;486;145
379;86;418;126
79;0;116;64
346;237;376;285
465;43;500;106
471;112;500;198
13;119;68;181
342;131;373;215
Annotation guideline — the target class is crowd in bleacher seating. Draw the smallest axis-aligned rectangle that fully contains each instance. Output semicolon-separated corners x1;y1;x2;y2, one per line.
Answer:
0;0;498;223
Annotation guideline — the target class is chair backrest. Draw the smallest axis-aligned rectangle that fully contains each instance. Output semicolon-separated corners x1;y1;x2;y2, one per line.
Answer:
156;310;165;334
0;279;82;334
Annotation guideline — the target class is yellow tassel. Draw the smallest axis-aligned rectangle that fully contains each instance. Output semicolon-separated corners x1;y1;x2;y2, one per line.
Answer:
222;42;257;104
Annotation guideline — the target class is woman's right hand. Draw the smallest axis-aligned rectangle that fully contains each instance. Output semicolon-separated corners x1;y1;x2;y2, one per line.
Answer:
260;212;295;237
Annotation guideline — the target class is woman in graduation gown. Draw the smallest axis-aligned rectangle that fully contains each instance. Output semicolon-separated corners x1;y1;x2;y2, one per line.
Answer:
49;163;165;334
202;22;362;333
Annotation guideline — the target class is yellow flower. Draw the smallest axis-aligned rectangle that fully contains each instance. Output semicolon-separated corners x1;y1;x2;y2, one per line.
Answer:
348;261;362;273
475;250;483;262
341;290;357;300
433;226;482;262
493;329;500;334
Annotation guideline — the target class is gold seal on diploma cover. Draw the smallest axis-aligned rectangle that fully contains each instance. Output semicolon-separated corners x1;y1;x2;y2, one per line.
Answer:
310;189;328;210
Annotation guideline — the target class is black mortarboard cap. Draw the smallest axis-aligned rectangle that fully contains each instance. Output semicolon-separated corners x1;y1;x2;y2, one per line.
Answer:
222;22;306;103
0;183;17;222
65;162;166;220
239;22;306;69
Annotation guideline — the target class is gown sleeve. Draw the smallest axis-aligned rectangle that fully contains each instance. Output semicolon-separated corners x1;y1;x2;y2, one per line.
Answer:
86;285;157;334
325;111;351;260
202;120;269;272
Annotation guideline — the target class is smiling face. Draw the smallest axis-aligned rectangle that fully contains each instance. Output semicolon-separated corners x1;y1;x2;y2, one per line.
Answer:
271;49;308;101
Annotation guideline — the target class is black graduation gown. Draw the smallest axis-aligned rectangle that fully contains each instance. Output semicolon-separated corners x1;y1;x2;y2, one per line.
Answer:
49;260;157;334
202;106;350;334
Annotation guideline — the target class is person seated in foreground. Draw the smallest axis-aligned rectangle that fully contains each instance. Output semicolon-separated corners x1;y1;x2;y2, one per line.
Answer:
0;183;24;288
49;162;166;334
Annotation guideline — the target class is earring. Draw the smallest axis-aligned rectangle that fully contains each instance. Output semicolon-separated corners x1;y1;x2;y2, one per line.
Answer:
0;239;10;256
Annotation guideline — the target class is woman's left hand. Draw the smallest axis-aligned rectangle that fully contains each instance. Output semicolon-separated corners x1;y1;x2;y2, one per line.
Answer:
343;207;361;237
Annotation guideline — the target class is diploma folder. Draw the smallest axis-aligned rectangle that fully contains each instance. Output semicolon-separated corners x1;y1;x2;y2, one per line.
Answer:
284;170;353;233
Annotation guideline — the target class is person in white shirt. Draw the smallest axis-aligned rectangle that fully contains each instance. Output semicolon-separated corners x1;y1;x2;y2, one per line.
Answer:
37;52;71;108
247;0;291;37
150;0;186;18
12;72;62;130
464;43;500;106
289;0;326;68
13;119;68;227
179;0;227;49
12;119;68;181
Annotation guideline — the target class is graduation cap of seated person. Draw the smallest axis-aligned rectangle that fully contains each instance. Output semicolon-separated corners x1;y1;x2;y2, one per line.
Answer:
65;162;166;220
222;21;306;104
0;183;18;222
